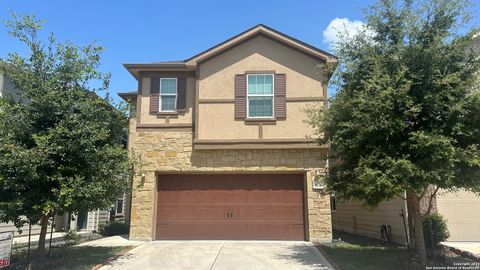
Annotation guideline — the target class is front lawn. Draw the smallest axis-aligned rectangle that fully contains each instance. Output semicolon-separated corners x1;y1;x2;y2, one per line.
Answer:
7;246;133;270
317;231;473;270
318;231;407;270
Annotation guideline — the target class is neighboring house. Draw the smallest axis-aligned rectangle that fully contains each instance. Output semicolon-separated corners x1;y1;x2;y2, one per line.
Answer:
332;189;480;243
0;71;21;100
332;35;480;244
119;24;338;242
331;195;410;244
0;72;128;235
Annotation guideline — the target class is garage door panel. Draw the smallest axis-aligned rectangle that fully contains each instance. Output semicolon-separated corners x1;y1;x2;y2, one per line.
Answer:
437;189;480;241
156;174;305;240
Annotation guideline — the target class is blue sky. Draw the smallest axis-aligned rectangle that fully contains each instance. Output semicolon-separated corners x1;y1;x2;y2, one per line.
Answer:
1;0;479;103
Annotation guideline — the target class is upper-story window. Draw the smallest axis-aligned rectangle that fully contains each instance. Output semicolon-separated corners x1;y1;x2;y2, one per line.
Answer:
160;78;177;111
247;74;274;118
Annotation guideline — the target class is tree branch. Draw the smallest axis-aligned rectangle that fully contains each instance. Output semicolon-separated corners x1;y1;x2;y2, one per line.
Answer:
422;186;440;217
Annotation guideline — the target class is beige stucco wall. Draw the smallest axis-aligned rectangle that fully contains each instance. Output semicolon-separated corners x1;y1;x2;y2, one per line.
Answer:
129;130;332;242
138;77;195;125
198;35;326;99
332;197;409;245
196;35;325;140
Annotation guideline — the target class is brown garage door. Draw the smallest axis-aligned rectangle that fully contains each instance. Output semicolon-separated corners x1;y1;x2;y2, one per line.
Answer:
156;174;305;240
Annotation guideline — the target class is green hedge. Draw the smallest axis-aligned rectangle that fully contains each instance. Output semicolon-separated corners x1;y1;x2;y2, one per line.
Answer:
423;213;450;249
98;221;129;236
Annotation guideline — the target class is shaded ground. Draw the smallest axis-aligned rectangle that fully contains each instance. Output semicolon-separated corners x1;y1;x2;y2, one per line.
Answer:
6;246;133;270
317;230;475;270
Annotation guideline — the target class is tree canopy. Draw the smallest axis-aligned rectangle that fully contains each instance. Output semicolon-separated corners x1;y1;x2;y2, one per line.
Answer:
0;14;131;252
308;0;480;264
311;0;480;205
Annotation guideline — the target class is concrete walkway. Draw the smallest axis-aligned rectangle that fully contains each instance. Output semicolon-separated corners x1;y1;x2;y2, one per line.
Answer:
13;231;94;247
442;242;480;259
99;241;334;270
78;235;146;247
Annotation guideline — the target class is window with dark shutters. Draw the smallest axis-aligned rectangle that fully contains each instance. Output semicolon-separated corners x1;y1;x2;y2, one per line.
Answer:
150;77;160;113
234;74;247;119
274;73;286;119
150;77;188;113
236;73;287;120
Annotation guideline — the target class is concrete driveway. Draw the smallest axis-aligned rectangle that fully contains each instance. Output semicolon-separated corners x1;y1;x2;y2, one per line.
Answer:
99;241;334;270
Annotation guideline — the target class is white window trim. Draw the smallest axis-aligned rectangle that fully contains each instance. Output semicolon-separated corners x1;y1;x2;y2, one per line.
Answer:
115;198;124;215
246;74;275;118
159;78;178;112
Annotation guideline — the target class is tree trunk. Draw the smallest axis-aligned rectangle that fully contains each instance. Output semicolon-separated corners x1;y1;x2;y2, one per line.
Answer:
409;191;427;266
37;215;49;256
406;192;416;248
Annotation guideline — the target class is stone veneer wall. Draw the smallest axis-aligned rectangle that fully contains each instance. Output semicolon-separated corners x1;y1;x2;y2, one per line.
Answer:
129;131;332;242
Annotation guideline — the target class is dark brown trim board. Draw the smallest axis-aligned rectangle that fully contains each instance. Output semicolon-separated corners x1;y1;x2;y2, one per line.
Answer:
199;97;325;104
136;123;193;132
194;69;200;139
139;71;196;78
286;97;325;102
198;99;235;104
244;70;276;74
193;139;326;150
244;118;277;123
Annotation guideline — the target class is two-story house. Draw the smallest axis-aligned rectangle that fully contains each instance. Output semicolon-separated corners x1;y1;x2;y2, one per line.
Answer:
119;24;337;242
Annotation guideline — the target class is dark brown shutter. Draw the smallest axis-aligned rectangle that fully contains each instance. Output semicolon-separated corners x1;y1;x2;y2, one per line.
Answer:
176;77;187;111
150;77;160;113
234;74;247;119
274;73;286;119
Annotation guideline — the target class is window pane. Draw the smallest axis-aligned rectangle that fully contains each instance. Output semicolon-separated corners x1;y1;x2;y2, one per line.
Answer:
161;95;176;111
248;96;273;117
116;199;123;214
248;75;257;94
264;75;273;94
161;79;177;94
248;74;273;94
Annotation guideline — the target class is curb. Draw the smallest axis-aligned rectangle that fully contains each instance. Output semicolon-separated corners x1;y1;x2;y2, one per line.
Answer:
90;248;132;270
315;245;341;270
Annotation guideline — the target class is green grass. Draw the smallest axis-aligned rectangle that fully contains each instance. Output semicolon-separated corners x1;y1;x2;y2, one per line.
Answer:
317;231;473;270
7;246;133;270
319;241;408;270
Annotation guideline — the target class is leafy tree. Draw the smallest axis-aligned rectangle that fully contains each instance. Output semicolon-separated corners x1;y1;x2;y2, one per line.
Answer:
309;0;480;265
0;14;131;255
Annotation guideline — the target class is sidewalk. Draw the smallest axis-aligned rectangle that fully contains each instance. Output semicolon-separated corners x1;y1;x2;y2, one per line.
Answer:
442;241;480;260
13;231;95;247
78;235;146;247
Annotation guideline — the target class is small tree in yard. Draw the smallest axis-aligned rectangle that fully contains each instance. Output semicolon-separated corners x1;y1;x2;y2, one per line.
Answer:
0;14;131;255
309;0;480;265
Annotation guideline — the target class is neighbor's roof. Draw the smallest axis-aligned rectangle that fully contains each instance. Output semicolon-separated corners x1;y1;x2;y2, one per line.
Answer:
118;91;137;101
123;24;337;79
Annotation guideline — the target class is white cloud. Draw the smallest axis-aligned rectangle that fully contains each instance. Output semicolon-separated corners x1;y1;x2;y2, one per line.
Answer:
323;18;368;48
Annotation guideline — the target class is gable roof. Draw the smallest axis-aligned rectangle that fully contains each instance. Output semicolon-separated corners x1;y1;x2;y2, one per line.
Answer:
185;24;337;64
124;24;337;79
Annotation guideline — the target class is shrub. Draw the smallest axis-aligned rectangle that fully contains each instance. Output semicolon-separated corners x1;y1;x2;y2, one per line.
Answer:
63;229;80;246
98;221;129;236
423;213;450;249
